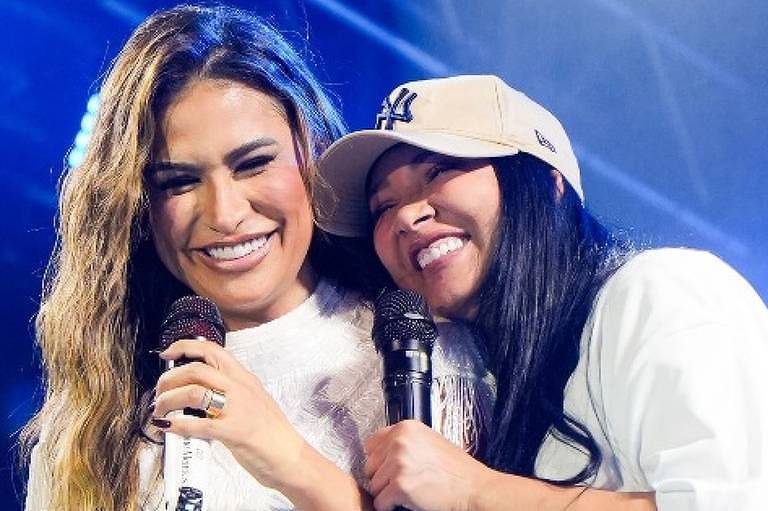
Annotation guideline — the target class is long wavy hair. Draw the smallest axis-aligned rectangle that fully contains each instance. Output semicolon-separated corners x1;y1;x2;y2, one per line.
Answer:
474;153;634;482
21;5;344;510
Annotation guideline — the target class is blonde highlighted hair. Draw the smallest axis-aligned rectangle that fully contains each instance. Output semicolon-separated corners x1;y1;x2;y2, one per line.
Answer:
22;5;344;509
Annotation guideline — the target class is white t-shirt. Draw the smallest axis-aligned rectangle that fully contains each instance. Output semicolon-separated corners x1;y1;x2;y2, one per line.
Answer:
535;248;768;510
25;279;493;510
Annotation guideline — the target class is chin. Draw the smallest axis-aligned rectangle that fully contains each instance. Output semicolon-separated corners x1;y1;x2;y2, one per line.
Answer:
422;281;481;320
423;295;464;321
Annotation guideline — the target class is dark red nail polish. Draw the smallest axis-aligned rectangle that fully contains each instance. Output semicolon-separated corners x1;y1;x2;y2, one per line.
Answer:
151;417;171;428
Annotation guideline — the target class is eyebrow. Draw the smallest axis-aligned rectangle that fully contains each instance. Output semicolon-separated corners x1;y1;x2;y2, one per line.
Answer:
146;137;279;176
366;149;439;198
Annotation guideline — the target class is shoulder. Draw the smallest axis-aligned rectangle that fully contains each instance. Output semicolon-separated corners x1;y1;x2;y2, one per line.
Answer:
585;247;768;416
581;249;768;500
584;248;768;432
432;320;488;380
431;320;495;451
312;278;375;337
604;247;754;299
592;248;767;343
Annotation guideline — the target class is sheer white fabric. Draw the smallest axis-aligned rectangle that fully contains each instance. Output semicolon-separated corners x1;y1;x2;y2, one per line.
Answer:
25;279;493;510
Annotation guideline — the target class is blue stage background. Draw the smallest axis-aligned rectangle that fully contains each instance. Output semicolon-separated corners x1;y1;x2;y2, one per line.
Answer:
2;0;766;506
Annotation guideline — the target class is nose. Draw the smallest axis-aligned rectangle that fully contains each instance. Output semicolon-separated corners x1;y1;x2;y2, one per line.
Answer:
200;174;249;234
394;199;435;234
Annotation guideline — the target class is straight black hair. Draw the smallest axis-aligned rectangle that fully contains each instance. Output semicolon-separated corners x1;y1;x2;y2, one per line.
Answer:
475;153;633;483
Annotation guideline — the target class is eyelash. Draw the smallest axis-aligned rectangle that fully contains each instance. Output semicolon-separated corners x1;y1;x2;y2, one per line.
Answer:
154;155;277;194
157;176;198;194
369;160;461;224
426;161;456;180
235;155;275;174
369;203;392;225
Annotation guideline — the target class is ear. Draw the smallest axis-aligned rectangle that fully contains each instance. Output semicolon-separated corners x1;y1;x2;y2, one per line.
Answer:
550;169;565;200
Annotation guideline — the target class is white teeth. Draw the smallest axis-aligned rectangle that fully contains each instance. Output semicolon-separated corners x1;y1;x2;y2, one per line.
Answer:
206;236;268;260
416;236;464;269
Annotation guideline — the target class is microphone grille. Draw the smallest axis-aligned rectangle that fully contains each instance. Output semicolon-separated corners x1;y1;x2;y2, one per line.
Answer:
373;289;437;352
159;295;226;349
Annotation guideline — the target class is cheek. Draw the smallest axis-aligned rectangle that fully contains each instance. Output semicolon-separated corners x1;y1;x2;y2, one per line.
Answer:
372;224;401;278
150;199;185;242
260;166;312;224
272;166;307;200
148;199;191;274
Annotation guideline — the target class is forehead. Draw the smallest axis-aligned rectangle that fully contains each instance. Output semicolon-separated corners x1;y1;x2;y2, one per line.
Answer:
367;145;442;196
162;79;287;134
156;79;291;159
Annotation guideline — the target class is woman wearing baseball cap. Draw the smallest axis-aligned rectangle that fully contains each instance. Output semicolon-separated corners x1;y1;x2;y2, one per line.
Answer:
316;75;768;510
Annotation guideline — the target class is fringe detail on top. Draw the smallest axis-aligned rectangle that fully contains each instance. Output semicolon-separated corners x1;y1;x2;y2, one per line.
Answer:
433;373;495;456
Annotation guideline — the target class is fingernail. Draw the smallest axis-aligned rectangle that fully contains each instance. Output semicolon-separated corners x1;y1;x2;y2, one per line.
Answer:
151;417;171;428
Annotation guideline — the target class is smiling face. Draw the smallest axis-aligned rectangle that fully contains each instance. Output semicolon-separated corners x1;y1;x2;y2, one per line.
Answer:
368;144;501;320
147;79;316;330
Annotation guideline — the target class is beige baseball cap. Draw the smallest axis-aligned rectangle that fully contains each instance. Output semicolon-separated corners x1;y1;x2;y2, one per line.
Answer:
315;74;582;237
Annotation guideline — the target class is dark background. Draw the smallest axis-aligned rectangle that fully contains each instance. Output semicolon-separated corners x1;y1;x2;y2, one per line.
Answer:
2;0;766;506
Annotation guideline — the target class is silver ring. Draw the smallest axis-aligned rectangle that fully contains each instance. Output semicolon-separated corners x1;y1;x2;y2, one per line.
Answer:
202;388;226;418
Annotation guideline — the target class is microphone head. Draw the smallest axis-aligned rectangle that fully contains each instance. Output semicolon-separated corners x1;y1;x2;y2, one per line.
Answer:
159;295;226;349
372;289;437;353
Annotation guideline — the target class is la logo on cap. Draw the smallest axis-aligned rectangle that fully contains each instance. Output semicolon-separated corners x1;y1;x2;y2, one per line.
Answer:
375;87;417;130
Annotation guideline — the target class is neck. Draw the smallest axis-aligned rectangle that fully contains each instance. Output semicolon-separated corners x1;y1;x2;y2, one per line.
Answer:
223;263;318;331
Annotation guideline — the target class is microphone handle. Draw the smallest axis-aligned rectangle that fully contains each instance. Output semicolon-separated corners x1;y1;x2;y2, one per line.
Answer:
163;348;212;511
383;372;431;426
382;349;432;511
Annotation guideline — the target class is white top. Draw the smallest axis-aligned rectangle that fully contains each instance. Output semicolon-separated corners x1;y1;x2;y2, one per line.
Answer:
26;279;493;510
535;248;768;510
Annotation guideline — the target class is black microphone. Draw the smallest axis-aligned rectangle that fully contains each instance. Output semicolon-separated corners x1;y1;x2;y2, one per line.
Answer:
373;290;437;511
372;289;437;427
159;295;225;511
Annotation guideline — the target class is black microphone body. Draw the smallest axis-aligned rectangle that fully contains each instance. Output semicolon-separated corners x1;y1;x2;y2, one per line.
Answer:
373;289;438;511
159;295;225;511
373;289;437;426
380;336;432;425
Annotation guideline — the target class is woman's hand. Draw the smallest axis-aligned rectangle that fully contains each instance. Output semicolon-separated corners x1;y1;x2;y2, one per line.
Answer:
153;339;372;510
364;420;492;511
152;338;305;489
364;421;656;511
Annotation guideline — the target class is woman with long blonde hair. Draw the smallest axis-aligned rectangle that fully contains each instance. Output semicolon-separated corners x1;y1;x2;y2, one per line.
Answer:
22;5;491;510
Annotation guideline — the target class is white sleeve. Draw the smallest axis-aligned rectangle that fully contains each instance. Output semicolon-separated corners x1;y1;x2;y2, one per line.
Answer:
594;249;768;511
25;442;52;511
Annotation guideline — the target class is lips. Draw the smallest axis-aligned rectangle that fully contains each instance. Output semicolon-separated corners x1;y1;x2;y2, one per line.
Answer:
200;231;274;261
410;234;466;270
204;236;268;260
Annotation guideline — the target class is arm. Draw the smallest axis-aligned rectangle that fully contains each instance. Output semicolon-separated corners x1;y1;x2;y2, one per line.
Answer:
476;472;653;511
270;441;372;510
364;420;654;511
153;339;373;511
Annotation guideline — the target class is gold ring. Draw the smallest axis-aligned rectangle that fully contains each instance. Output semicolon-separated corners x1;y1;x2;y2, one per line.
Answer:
202;388;226;418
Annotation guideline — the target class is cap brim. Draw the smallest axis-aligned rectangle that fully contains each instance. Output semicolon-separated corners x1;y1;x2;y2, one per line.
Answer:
316;129;520;237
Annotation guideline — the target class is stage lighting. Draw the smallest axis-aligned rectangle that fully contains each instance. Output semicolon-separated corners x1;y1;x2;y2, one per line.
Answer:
67;93;100;168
